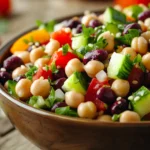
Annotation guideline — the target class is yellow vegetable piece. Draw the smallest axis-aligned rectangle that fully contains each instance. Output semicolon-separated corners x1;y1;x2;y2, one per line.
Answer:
10;29;50;54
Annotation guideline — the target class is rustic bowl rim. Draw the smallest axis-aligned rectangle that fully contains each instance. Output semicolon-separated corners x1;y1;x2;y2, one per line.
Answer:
1;11;150;127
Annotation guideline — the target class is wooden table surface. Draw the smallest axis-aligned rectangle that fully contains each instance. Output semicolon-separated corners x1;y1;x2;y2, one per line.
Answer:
0;0;112;149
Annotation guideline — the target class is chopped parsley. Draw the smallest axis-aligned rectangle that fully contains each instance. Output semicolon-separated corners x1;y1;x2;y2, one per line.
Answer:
51;62;59;74
25;66;38;80
62;44;69;55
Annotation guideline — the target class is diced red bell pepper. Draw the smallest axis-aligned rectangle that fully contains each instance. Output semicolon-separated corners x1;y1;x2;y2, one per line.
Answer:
51;29;72;47
85;78;109;111
49;51;77;68
33;68;52;80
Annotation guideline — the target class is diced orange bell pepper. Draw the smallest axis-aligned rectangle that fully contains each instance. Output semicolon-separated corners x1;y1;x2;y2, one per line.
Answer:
10;29;50;54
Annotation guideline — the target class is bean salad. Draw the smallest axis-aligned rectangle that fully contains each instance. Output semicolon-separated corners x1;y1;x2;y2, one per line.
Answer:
1;4;150;122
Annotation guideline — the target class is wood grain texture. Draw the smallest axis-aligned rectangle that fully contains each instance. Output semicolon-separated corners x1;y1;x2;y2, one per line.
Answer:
0;130;40;150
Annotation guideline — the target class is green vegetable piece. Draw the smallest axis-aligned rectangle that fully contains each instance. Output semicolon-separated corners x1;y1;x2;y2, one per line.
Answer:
51;62;59;74
55;106;78;117
62;72;88;95
95;37;108;49
112;114;120;122
25;66;38;80
104;7;126;24
105;23;119;36
72;34;88;50
107;52;133;79
62;44;69;55
82;25;95;38
128;86;150;117
45;88;64;108
7;80;18;97
28;96;46;109
123;5;143;19
116;29;140;46
36;20;56;32
133;54;146;72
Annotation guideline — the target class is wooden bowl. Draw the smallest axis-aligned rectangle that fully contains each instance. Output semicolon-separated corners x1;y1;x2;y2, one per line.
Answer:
1;13;150;150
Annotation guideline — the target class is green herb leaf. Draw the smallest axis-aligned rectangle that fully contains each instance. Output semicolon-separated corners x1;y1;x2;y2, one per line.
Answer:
28;96;46;109
7;80;18;97
55;106;78;117
82;24;95;38
116;29;140;45
51;62;59;74
133;54;146;72
25;66;38;80
45;88;63;108
94;37;108;49
36;20;56;32
62;44;69;55
112;114;120;121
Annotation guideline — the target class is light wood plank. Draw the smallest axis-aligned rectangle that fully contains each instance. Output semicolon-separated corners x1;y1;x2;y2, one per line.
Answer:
0;130;40;150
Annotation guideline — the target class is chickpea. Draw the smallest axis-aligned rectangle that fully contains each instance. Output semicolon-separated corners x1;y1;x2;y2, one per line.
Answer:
15;79;32;100
30;77;50;98
131;36;148;55
97;115;112;122
144;18;150;30
84;60;104;78
65;91;84;108
12;65;28;79
45;39;60;56
34;57;50;68
142;53;150;71
14;51;30;64
30;47;45;63
81;14;97;26
121;47;137;61
119;111;140;123
138;21;147;32
77;101;97;119
65;58;84;77
111;79;130;97
141;31;150;42
98;31;114;53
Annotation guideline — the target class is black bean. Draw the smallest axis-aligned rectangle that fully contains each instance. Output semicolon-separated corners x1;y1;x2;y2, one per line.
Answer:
51;102;67;112
3;56;24;71
83;49;108;64
123;23;142;35
138;10;150;21
111;98;128;115
96;86;116;105
53;78;66;90
0;71;12;85
52;68;66;80
88;19;102;28
128;67;144;92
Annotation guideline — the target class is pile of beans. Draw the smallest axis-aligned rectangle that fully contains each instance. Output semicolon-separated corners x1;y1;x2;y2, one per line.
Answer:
1;4;150;122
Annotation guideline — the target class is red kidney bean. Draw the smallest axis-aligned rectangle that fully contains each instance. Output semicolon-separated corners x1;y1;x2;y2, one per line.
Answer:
128;67;144;92
53;78;66;90
123;23;142;35
83;49;108;64
0;71;12;85
138;10;150;21
51;102;67;112
67;19;81;29
96;86;116;105
88;19;102;28
111;98;128;115
52;68;66;80
3;56;24;71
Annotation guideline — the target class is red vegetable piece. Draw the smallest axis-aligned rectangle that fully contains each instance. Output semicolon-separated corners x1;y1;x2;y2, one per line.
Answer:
49;51;77;68
51;29;72;47
33;68;52;80
85;78;109;111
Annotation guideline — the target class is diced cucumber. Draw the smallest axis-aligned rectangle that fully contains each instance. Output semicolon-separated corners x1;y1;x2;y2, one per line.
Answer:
107;52;133;79
128;86;150;117
104;7;126;24
123;5;143;19
62;72;88;95
105;23;119;36
55;89;65;101
28;96;46;109
72;35;88;50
